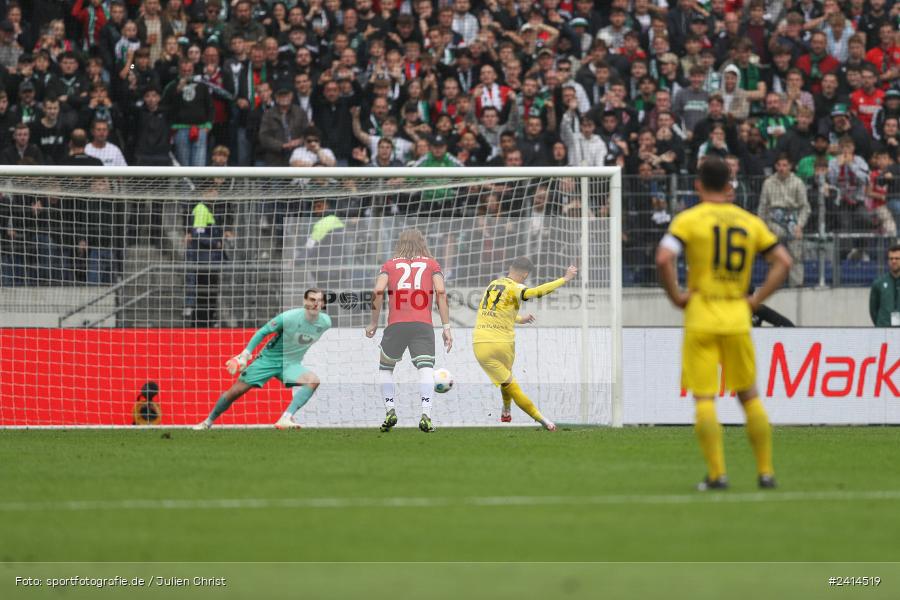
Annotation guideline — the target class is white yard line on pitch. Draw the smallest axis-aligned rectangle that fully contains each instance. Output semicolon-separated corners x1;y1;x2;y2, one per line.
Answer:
1;490;899;512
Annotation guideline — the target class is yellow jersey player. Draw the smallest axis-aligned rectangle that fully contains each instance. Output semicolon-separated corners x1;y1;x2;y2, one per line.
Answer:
655;156;792;491
473;257;578;431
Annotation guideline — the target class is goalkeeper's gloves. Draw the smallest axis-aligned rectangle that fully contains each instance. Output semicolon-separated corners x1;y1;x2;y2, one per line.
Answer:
226;350;252;375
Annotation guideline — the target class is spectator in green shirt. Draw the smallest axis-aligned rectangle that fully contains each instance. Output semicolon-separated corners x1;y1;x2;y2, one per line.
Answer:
757;92;795;151
796;134;834;181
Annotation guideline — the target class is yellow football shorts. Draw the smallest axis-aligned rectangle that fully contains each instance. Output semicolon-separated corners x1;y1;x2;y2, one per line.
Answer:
473;342;515;386
681;330;756;396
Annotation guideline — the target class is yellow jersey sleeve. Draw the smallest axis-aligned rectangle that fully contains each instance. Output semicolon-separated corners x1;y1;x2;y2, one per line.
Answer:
512;281;527;301
667;210;695;247
522;277;566;300
754;216;779;254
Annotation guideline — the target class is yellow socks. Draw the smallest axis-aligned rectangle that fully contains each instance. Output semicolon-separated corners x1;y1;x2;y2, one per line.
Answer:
742;397;774;477
693;396;773;481
502;380;543;422
500;385;512;412
694;400;726;480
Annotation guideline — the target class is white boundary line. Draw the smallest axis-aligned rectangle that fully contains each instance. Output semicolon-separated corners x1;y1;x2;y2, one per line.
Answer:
1;490;899;512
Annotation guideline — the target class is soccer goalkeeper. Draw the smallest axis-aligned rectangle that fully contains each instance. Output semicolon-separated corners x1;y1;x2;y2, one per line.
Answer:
194;289;331;430
473;257;578;431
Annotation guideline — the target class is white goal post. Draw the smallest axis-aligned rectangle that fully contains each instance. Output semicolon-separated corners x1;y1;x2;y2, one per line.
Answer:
0;166;622;428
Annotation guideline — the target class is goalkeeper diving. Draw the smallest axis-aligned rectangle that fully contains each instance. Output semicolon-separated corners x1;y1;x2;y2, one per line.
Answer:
194;288;331;430
473;257;578;430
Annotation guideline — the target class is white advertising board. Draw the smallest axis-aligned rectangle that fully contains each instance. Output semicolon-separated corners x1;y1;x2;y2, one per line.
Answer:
623;328;900;425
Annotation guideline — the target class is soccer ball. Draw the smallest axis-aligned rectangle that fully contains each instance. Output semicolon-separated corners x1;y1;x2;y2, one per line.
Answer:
433;368;454;394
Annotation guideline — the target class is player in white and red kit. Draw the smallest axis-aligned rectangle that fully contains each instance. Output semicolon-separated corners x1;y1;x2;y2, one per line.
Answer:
365;229;452;433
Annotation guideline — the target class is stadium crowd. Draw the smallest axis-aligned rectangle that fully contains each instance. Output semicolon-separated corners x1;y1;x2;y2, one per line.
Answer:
2;0;900;292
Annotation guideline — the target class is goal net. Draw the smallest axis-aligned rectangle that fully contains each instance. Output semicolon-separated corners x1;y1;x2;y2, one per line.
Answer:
0;166;621;428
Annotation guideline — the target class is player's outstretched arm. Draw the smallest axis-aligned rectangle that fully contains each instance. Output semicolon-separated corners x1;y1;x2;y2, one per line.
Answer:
522;265;578;300
226;314;285;374
749;245;792;312
365;273;389;338
655;243;690;309
433;272;452;352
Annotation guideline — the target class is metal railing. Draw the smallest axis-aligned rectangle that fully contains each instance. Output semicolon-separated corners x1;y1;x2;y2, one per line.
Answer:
623;173;897;288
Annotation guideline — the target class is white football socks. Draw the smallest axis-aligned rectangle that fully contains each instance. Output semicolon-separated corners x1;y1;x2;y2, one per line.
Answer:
419;367;434;417
380;369;396;412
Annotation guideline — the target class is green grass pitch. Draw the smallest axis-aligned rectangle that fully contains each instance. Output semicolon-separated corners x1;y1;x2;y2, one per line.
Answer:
2;426;899;599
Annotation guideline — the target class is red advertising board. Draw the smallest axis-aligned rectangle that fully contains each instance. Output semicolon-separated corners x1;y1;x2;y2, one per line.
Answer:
0;329;287;426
